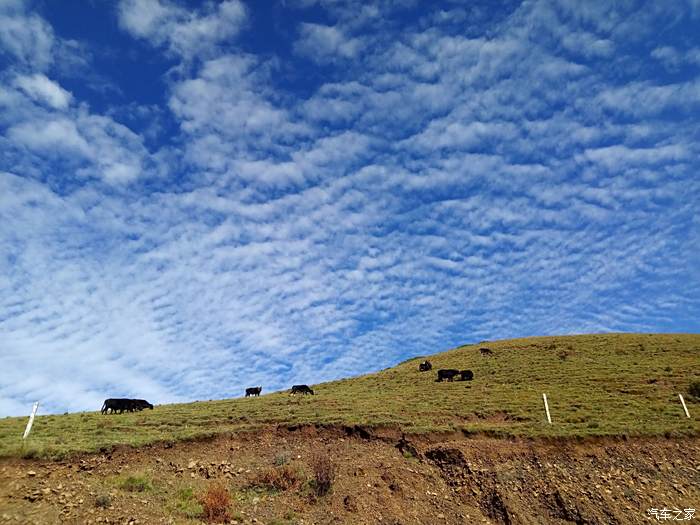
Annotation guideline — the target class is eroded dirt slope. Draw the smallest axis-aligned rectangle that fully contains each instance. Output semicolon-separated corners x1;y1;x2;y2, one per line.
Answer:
1;427;699;524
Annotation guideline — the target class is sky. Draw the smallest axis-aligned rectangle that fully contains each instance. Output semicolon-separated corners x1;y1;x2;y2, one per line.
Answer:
1;0;699;416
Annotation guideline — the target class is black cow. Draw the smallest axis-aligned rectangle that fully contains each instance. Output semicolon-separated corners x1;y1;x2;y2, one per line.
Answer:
101;398;131;414
245;386;262;397
101;398;153;414
459;370;474;381
436;369;460;382
418;360;432;372
290;384;314;395
129;399;154;411
480;347;493;356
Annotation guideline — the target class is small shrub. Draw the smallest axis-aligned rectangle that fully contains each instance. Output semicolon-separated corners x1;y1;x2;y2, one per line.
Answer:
199;482;231;523
274;451;291;466
251;464;302;491
688;381;700;400
119;474;151;492
20;446;41;459
95;494;111;508
309;449;335;497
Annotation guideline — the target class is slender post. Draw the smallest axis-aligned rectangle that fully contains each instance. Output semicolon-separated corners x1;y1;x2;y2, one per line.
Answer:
23;402;39;439
679;394;691;418
542;393;552;424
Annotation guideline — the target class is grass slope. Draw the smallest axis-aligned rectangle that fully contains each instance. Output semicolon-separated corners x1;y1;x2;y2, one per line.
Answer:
1;333;698;459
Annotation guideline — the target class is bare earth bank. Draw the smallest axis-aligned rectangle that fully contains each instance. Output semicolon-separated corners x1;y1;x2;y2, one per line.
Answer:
1;426;698;524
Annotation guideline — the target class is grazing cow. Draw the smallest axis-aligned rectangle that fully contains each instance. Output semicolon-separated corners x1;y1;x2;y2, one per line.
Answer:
459;370;474;381
290;384;314;395
129;399;154;411
101;398;131;414
101;398;153;414
418;360;432;372
245;386;262;397
436;369;460;382
480;347;493;356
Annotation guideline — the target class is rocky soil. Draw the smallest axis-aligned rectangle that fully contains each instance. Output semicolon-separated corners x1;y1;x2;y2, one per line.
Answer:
1;426;699;524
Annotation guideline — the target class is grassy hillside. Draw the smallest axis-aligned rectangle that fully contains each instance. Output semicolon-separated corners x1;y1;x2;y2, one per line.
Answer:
1;333;698;459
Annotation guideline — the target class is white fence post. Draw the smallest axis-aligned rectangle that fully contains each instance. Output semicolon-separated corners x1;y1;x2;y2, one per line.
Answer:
22;402;39;439
542;393;552;424
679;394;691;418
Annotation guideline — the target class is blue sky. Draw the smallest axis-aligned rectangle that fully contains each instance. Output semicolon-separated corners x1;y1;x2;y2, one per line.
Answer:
1;0;699;416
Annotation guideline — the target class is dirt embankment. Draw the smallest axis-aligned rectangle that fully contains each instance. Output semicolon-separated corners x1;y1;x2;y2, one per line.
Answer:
1;426;699;524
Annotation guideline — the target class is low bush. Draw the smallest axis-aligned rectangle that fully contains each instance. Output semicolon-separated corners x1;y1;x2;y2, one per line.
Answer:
310;449;335;497
250;464;302;491
94;494;111;508
688;381;700;400
198;482;231;523
274;451;291;466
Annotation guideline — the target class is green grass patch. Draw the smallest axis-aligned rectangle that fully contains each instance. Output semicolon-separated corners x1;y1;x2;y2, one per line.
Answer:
117;473;152;492
0;333;698;458
173;487;203;519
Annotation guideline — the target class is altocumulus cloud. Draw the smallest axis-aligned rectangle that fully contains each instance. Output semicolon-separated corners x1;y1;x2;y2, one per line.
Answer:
1;0;699;415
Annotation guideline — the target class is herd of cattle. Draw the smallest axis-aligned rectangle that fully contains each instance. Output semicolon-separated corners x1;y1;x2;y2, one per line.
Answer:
418;360;475;381
102;352;488;413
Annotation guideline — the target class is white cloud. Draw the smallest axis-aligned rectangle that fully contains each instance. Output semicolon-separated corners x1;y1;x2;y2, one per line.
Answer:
403;120;519;152
167;54;312;179
2;0;700;416
652;45;700;70
7;118;90;155
595;79;700;116
578;144;689;171
0;0;54;70
14;73;72;109
117;0;175;39
295;23;363;63
117;0;247;59
560;31;614;58
6;113;148;183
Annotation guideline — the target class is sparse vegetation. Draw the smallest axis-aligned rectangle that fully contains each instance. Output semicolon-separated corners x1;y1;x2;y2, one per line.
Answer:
251;464;303;491
19;445;41;459
118;474;151;492
268;516;297;525
0;334;698;459
689;380;700;400
94;494;111;508
274;451;291;466
309;449;335;497
199;482;231;523
174;487;203;519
